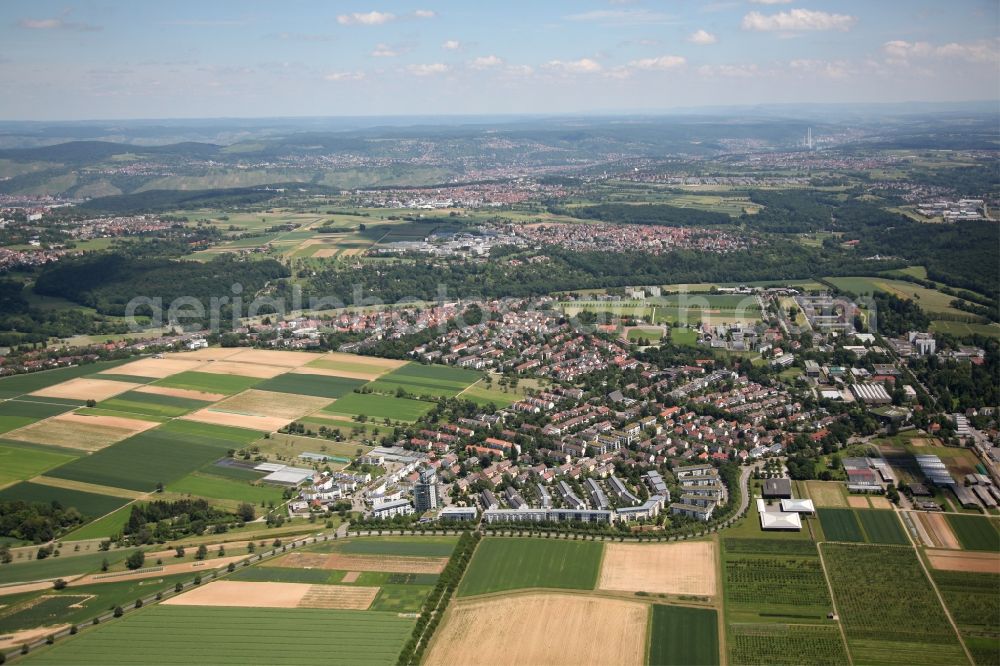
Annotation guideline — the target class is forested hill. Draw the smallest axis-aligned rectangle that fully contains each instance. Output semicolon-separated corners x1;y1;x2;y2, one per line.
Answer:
0;140;221;164
34;254;289;319
552;203;732;227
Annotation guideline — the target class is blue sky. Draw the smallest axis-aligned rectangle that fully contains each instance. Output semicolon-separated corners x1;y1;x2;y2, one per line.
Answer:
0;1;997;120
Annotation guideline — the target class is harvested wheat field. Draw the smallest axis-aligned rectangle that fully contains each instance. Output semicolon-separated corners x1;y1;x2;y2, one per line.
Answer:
599;541;717;596
104;357;204;379
6;412;156;451
0;581;58;598
425;593;647;666
164;581;309;608
919;513;962;549
847;495;871;508
0;626;70;651
804;481;847;508
273;551;448;574
312;249;337;258
195;360;287;379
291;366;376;381
320;352;405;370
134;384;227;402
162;580;378;610
210;389;329;420
341;571;361;583
868;496;892;509
169;347;244;361
181;409;289;432
227;349;317;368
31;377;139;402
926;549;1000;574
299;584;378;610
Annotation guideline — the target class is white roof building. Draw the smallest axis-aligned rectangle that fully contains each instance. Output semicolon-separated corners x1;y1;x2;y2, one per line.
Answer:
780;498;815;514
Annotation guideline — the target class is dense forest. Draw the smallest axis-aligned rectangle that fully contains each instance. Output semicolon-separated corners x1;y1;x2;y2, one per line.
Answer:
299;243;902;305
34;254;289;323
123;499;239;543
0;500;84;543
553;203;732;227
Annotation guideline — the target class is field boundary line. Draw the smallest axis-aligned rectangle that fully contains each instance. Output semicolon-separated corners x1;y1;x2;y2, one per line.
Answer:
815;543;854;666
907;529;975;665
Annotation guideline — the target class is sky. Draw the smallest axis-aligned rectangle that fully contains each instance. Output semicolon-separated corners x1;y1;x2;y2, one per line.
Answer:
0;0;997;120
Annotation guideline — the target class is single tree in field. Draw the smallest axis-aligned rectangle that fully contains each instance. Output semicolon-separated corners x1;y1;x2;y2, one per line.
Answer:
125;550;145;570
195;544;208;560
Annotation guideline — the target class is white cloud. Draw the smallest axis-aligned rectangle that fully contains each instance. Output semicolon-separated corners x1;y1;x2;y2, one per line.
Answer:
337;11;395;26
19;15;101;31
688;29;717;45
749;0;793;4
371;43;399;57
629;55;686;70
884;39;999;64
696;63;764;78
565;9;676;26
742;9;856;32
406;63;450;76
545;58;603;74
324;71;365;81
442;39;461;51
470;55;504;69
789;59;851;79
413;9;436;19
505;64;534;76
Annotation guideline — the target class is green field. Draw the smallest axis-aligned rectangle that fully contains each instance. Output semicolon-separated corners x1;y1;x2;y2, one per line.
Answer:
98;391;211;418
0;442;78;488
669;328;699;346
721;538;832;622
46;421;257;492
856;510;908;545
457;538;602;597
932;570;1000;666
366;363;481;399
0;400;75;434
322;392;433;422
370;584;432;613
254;373;366;399
456;383;518;408
0;360;134;399
930;320;1000;340
153;371;261;396
0;481;129;518
167;471;284;505
648;604;719;666
945;514;1000;551
825;275;984;320
627;327;664;342
22;605;414;665
0;574;191;633
728;623;848;666
822;543;966;665
817;508;865;543
64;503;135;540
0;549;131;585
329;536;457;558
